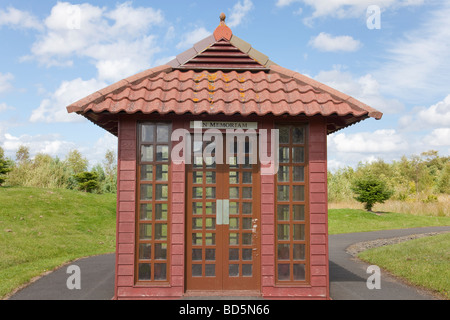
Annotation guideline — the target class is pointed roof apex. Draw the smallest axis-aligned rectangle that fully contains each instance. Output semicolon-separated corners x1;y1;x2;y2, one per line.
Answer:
214;12;232;41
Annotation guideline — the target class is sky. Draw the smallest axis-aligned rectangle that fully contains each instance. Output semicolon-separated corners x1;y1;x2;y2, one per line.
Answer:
0;0;449;171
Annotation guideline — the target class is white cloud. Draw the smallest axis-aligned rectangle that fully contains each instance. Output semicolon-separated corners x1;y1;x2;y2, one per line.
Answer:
0;103;14;112
309;32;361;52
30;78;107;123
374;2;450;102
329;129;408;153
399;94;450;131
28;2;164;82
314;67;404;114
276;0;424;20
425;128;450;147
1;133;75;158
0;72;14;94
227;0;254;28
176;27;211;50
0;7;43;30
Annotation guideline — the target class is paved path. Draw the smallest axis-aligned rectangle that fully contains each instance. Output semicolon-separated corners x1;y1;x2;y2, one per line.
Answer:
7;226;450;300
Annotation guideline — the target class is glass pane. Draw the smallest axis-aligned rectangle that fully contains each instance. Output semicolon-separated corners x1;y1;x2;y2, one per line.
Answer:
205;202;216;214
242;264;252;277
229;218;239;230
242;218;252;230
205;171;216;184
229;248;239;261
229;264;239;277
140;224;152;240
155;184;168;200
294;244;305;260
277;186;289;201
205;187;216;199
205;233;215;245
156;145;169;162
205;264;215;277
228;156;237;168
242;233;252;245
192;233;202;246
192;249;202;261
277;224;289;240
242;248;252;261
155;203;168;220
193;187;203;199
193;156;203;168
139;243;151;260
138;263;151;281
229;171;239;184
140;184;152;200
229;202;239;214
278;244;290;260
192;218;203;230
242;172;252;184
192;264;202;277
157;125;169;143
229;187;239;199
155;224;167;240
193;202;203;215
279;147;290;163
277;205;289;221
141;145;153;162
141;124;154;143
293;166;304;182
242;202;252;215
293;147;305;163
293;224;305;241
205;218;216;230
242;187;252;199
278;264;290;281
156;164;169;181
293;126;305;144
141;165;153;181
293;205;305;221
140;203;152;221
205;249;215;261
277;166;289;182
193;171;203;184
154;243;167;260
229;233;239;245
278;126;289;144
293;264;306;281
205;157;216;169
293;185;305;201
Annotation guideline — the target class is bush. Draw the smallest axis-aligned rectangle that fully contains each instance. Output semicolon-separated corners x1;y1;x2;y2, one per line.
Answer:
351;175;393;211
73;172;100;193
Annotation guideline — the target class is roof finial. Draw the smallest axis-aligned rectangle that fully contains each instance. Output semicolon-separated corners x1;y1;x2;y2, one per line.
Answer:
220;12;226;25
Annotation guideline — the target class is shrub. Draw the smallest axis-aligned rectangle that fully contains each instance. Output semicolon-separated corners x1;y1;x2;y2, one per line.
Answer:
351;175;393;211
73;172;100;193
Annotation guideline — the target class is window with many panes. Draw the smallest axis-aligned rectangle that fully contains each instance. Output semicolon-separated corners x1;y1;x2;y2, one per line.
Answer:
275;124;308;284
136;122;171;283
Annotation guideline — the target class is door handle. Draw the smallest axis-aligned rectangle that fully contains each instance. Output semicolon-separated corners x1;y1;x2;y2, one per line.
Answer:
216;199;229;226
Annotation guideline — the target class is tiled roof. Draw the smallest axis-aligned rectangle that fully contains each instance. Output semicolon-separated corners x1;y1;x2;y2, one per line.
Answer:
66;14;382;136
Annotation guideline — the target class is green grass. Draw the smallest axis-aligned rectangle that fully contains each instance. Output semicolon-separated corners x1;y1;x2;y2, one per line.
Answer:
0;187;116;299
328;209;450;234
358;233;450;299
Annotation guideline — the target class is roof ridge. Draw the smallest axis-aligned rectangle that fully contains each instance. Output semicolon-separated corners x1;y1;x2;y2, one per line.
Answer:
269;65;383;120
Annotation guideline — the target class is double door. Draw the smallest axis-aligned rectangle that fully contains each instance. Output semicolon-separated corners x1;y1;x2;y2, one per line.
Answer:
186;136;260;291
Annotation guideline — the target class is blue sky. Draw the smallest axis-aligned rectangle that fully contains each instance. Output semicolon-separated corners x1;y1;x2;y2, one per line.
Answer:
0;0;449;170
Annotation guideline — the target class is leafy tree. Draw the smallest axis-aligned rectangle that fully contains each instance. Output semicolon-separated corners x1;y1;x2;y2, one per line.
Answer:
0;147;12;186
65;149;88;175
73;171;99;193
351;175;393;211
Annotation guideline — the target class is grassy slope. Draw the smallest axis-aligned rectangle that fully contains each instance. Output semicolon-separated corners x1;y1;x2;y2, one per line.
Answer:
328;209;450;235
0;187;116;299
358;233;450;298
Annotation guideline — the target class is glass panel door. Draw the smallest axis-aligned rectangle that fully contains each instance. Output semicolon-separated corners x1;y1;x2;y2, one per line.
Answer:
186;134;260;292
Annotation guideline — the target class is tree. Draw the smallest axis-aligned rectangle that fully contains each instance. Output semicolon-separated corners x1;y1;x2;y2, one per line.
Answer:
0;147;12;186
73;171;99;193
351;175;393;211
64;149;88;175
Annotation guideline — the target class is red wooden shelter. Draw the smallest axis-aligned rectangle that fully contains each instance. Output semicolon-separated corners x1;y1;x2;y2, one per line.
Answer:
67;14;382;300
